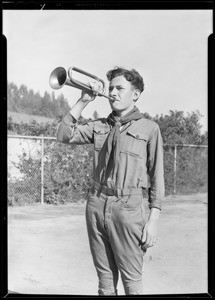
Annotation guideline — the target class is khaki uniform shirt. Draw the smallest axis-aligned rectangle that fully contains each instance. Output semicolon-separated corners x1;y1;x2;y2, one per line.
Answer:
57;113;165;209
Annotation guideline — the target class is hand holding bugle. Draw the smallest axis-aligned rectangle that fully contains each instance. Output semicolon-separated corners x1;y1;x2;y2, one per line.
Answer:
49;66;112;100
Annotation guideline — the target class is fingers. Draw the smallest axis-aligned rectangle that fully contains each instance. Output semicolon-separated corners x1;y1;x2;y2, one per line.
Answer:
88;80;103;95
142;239;157;249
151;239;157;247
81;80;101;101
80;89;96;102
148;236;157;247
141;227;147;244
141;228;157;249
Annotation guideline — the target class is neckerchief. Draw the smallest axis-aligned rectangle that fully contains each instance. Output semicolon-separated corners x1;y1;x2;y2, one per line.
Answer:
101;106;144;183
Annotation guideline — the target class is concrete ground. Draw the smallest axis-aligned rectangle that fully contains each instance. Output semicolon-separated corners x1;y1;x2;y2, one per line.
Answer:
8;193;208;296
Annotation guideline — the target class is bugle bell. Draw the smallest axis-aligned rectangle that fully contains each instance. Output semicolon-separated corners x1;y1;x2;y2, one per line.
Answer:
49;66;112;100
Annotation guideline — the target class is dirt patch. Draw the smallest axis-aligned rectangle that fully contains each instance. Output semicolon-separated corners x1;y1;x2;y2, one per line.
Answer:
8;193;208;296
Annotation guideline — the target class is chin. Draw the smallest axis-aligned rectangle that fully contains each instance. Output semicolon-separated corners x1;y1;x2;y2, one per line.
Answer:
112;107;120;114
111;103;121;111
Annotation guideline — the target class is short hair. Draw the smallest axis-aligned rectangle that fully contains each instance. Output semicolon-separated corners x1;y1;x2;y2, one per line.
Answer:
106;66;144;93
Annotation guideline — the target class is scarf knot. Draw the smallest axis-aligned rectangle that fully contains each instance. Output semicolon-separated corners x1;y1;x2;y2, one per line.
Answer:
115;121;122;127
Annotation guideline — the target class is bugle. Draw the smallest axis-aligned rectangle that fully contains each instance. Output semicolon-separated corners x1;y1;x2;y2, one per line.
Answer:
49;66;112;100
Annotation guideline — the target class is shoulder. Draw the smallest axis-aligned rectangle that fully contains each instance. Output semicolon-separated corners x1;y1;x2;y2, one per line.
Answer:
129;117;162;142
89;118;110;133
133;117;160;132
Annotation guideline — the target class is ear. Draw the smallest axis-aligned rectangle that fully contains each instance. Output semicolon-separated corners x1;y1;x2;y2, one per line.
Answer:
133;89;141;102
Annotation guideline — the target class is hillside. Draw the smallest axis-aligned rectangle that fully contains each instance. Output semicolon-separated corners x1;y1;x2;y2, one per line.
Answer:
8;111;55;125
7;111;56;136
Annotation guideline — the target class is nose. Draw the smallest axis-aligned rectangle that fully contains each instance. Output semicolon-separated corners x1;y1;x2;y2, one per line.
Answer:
109;87;117;97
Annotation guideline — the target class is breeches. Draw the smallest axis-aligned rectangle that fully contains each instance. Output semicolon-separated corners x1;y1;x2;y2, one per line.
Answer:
85;189;147;295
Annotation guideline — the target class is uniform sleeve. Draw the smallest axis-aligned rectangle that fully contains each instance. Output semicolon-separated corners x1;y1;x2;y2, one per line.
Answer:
56;113;94;145
147;124;165;210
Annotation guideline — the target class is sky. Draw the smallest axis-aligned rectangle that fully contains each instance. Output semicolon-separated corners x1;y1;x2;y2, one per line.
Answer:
3;9;212;133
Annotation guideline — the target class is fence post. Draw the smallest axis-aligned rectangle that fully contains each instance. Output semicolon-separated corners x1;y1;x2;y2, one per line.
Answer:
173;144;177;195
41;135;44;204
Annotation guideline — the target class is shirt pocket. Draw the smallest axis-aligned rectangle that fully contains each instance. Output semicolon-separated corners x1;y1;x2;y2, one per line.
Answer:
125;130;148;158
93;125;110;150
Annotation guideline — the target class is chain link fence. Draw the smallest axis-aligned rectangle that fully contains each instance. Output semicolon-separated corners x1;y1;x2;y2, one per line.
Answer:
7;135;208;206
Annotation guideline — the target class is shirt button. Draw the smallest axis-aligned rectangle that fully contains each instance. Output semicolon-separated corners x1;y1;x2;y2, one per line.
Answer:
136;134;139;138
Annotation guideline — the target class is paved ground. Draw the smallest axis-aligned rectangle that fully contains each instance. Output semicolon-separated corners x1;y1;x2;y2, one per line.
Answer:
8;193;208;296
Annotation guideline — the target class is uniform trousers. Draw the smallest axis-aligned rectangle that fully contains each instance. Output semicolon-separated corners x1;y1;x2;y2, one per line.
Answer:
85;187;147;295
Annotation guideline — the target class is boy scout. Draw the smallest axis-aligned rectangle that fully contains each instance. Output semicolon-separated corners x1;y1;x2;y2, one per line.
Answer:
57;67;165;295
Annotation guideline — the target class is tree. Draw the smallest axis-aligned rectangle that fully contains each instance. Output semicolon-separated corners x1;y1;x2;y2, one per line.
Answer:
19;84;28;99
154;110;203;145
7;81;72;118
7;82;21;111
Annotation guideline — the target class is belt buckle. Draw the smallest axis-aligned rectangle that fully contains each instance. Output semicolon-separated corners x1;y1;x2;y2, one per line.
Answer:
106;187;116;197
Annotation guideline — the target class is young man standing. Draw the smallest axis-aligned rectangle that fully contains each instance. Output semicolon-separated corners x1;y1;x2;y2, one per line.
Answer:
57;67;165;295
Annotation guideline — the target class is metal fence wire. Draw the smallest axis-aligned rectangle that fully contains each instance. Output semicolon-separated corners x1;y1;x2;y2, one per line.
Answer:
7;135;208;206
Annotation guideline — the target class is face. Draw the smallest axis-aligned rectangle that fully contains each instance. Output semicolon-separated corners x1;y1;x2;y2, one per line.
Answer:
108;75;140;117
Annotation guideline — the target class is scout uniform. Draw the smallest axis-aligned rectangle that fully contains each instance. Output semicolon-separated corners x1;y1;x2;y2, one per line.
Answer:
57;107;165;295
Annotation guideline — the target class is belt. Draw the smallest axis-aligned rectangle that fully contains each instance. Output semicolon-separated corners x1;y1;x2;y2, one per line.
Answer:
93;181;143;197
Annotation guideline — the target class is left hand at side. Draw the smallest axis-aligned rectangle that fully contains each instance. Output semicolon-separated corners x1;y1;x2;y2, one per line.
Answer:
141;207;160;250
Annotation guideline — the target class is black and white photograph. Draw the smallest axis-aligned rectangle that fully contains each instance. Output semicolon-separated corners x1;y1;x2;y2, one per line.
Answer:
3;5;212;296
